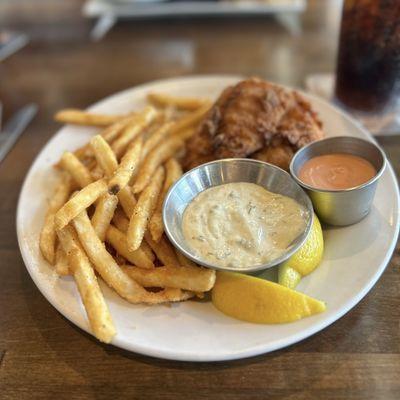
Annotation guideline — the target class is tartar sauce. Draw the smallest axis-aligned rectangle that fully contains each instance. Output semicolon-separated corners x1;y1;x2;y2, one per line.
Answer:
182;182;308;269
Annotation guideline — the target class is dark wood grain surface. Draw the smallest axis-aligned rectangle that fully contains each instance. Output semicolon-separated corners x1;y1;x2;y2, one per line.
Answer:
0;1;399;399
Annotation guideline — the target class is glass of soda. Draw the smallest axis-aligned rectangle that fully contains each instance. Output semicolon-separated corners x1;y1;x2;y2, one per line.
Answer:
335;0;400;114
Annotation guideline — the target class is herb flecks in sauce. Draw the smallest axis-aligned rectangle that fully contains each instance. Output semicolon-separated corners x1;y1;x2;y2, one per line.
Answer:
182;182;308;269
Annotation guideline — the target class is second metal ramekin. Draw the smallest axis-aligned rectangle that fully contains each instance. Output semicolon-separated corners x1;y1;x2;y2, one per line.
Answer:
290;136;386;226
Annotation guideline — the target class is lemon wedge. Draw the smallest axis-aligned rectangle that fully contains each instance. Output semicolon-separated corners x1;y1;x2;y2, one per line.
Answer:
212;271;326;324
278;214;324;289
278;264;302;289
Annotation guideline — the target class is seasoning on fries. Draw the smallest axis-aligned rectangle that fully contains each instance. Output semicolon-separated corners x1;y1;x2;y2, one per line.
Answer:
106;225;154;269
91;193;118;241
121;264;216;292
132;137;183;193
101;114;138;143
90;135;119;177
108;137;143;195
73;210;193;304
57;224;116;343
39;173;72;264
40;96;215;342
54;244;70;276
74;116;136;161
60;152;93;188
141;121;174;159
127;166;165;251
111;106;157;158
144;232;180;267
55;179;108;230
149;158;182;242
117;186;137;218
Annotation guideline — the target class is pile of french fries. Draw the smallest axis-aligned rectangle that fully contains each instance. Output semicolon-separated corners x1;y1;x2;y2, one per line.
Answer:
40;93;216;343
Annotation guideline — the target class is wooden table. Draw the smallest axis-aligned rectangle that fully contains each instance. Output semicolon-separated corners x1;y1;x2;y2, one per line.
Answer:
1;1;399;399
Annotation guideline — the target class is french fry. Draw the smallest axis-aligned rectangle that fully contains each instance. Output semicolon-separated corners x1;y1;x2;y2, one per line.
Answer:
121;264;216;292
111;106;157;159
127;167;165;251
140;240;155;262
57;225;116;343
147;92;209;111
141;121;174;159
117;187;136;218
73;146;93;162
90;135;118;178
108;137;143;195
40;214;57;264
86;158;97;171
89;136;138;213
55;244;70;276
175;249;198;268
114;253;127;266
105;225;154;269
42;93;215;339
55;179;107;230
72;210;141;301
39;174;72;264
59;152;93;188
112;210;156;264
112;209;130;232
72;211;191;304
174;127;196;142
91;193;118;241
102;107;198;176
90;164;104;181
73;115;136;161
55;109;125;127
149;158;182;242
132;137;183;193
101;114;137;143
111;209;155;262
144;232;180;267
167;103;210;137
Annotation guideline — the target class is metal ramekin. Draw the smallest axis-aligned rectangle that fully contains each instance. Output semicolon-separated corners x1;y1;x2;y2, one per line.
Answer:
290;136;386;226
163;158;313;273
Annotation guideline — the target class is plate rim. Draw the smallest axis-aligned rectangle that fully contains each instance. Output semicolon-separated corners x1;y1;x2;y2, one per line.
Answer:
16;75;400;361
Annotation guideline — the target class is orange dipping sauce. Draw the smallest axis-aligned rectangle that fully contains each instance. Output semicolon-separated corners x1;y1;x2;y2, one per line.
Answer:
298;153;376;190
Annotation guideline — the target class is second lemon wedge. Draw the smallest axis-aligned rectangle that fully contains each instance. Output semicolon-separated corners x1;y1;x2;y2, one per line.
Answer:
278;214;324;289
212;271;326;324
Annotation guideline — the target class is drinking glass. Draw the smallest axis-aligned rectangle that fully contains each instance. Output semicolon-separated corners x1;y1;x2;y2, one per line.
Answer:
335;0;400;114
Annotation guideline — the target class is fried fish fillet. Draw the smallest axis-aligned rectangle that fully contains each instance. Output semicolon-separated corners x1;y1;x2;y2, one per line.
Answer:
184;78;324;171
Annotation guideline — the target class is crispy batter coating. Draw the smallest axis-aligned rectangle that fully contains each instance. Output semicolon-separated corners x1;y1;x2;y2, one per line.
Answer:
184;78;324;171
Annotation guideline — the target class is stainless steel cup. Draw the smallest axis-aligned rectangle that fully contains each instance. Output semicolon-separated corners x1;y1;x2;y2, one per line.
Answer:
290;136;386;226
163;158;313;272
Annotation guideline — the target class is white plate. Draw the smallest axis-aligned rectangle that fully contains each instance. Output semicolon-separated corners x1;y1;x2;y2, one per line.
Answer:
17;76;399;362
